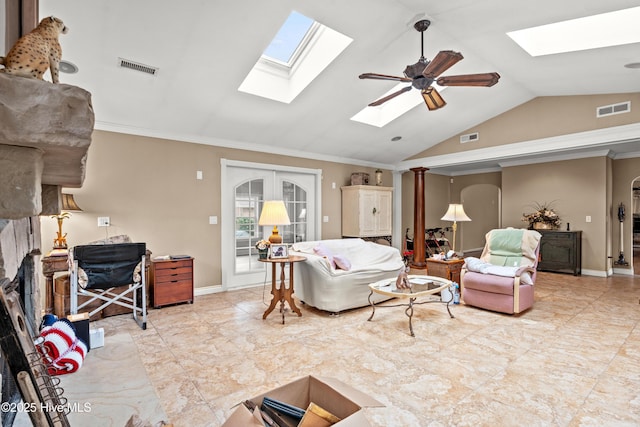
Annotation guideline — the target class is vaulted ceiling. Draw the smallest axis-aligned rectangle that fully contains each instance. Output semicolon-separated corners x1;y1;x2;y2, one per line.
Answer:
37;0;640;173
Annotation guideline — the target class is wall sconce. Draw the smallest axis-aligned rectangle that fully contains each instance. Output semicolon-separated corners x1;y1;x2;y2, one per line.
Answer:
258;200;291;244
51;193;82;249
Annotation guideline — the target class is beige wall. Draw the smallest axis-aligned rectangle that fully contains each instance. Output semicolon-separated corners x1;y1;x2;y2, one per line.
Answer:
43;94;639;287
502;157;609;272
408;93;640;159
401;93;639;275
40;130;393;289
398;156;640;275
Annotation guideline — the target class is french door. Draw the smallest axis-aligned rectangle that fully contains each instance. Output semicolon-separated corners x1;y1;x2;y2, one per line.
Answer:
221;160;320;289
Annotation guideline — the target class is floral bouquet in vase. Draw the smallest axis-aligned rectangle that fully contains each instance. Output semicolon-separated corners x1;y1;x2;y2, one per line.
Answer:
255;240;270;259
522;202;561;230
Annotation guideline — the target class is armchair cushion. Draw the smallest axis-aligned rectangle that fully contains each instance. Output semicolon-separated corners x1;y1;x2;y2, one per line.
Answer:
464;257;533;285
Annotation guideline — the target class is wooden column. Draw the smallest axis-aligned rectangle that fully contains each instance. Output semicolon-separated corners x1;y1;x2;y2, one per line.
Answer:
410;167;428;268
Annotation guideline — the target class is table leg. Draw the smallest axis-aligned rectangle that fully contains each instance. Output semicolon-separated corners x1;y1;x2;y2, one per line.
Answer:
262;263;281;320
283;261;302;317
445;299;455;318
279;263;286;324
367;290;376;321
406;297;416;337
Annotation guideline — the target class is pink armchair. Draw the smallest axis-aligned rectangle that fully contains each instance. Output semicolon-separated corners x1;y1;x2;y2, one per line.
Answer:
460;228;541;314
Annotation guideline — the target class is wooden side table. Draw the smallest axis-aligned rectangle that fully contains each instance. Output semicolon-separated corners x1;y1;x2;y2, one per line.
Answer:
426;258;464;283
259;255;306;324
41;252;69;314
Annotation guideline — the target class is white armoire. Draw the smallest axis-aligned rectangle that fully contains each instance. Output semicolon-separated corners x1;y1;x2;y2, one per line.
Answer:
341;185;393;243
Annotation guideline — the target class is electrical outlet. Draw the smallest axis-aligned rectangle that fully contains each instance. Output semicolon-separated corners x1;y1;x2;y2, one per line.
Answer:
97;217;110;227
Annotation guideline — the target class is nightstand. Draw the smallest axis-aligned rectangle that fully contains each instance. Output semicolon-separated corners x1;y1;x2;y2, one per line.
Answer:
426;258;464;283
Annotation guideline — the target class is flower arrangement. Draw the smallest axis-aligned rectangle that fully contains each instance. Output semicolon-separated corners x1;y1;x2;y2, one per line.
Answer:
522;202;561;229
255;240;271;250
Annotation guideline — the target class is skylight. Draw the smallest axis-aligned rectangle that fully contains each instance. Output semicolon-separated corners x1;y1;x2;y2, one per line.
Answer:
351;83;446;128
507;6;640;57
262;11;314;66
239;12;352;104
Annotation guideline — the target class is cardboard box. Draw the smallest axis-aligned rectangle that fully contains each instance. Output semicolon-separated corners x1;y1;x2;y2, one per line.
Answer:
222;376;383;427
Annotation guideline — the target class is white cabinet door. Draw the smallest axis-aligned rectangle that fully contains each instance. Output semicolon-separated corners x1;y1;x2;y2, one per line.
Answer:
341;186;392;237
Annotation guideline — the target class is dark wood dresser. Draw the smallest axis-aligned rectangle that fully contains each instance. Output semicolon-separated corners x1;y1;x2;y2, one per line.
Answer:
537;230;582;275
150;257;194;308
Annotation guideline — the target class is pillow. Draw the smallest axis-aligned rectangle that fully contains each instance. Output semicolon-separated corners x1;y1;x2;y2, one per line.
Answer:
313;243;336;269
333;254;351;271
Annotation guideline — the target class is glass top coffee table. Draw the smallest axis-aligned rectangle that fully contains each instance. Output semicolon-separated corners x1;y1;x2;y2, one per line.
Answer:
368;275;455;337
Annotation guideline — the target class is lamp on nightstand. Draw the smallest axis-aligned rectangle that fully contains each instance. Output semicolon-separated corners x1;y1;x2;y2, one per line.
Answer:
258;200;291;244
441;203;471;253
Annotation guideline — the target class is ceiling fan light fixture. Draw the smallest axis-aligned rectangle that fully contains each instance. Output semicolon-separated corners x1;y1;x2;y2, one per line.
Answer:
422;87;446;110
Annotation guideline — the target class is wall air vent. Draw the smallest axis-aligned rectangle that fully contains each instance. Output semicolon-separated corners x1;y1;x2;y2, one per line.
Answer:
460;132;479;143
117;58;159;76
597;101;630;118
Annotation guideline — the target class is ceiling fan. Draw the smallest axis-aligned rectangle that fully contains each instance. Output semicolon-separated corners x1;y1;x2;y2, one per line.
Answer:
359;19;500;110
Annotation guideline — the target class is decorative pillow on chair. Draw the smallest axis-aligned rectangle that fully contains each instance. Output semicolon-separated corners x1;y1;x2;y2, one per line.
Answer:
333;254;351;271
313;243;336;269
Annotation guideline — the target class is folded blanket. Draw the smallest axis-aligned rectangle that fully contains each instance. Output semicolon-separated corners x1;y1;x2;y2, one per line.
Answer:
464;257;533;285
37;318;87;375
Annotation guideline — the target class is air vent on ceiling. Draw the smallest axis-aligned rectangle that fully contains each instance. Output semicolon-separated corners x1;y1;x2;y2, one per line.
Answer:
596;101;630;118
117;58;159;76
460;132;479;143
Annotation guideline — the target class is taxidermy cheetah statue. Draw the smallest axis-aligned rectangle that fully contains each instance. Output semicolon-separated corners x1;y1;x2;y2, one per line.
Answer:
0;16;68;83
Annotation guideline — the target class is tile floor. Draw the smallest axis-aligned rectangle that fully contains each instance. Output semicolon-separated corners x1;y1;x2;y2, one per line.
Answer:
81;271;639;426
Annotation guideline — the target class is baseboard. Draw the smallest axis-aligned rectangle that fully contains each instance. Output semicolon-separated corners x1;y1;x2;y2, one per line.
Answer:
194;285;224;296
581;268;609;277
612;267;635;276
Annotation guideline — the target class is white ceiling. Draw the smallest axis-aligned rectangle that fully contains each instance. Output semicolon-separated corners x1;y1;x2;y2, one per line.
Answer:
39;0;640;173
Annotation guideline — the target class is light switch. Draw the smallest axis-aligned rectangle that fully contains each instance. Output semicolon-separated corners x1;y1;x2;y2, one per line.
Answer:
323;216;329;223
332;182;336;189
97;217;110;227
196;170;203;180
586;215;591;223
209;216;217;225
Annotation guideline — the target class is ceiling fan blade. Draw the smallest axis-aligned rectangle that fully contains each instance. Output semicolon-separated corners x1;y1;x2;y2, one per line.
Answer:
422;87;446;111
368;85;413;107
359;73;413;82
422;50;464;79
437;72;501;87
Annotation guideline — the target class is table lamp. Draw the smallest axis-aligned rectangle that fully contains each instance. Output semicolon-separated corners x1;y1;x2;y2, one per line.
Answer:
51;193;83;249
258;200;291;244
440;203;471;252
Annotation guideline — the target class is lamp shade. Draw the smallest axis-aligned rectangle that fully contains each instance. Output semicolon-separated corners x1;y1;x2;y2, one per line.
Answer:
258;200;291;244
258;201;291;226
440;204;471;222
61;193;82;212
